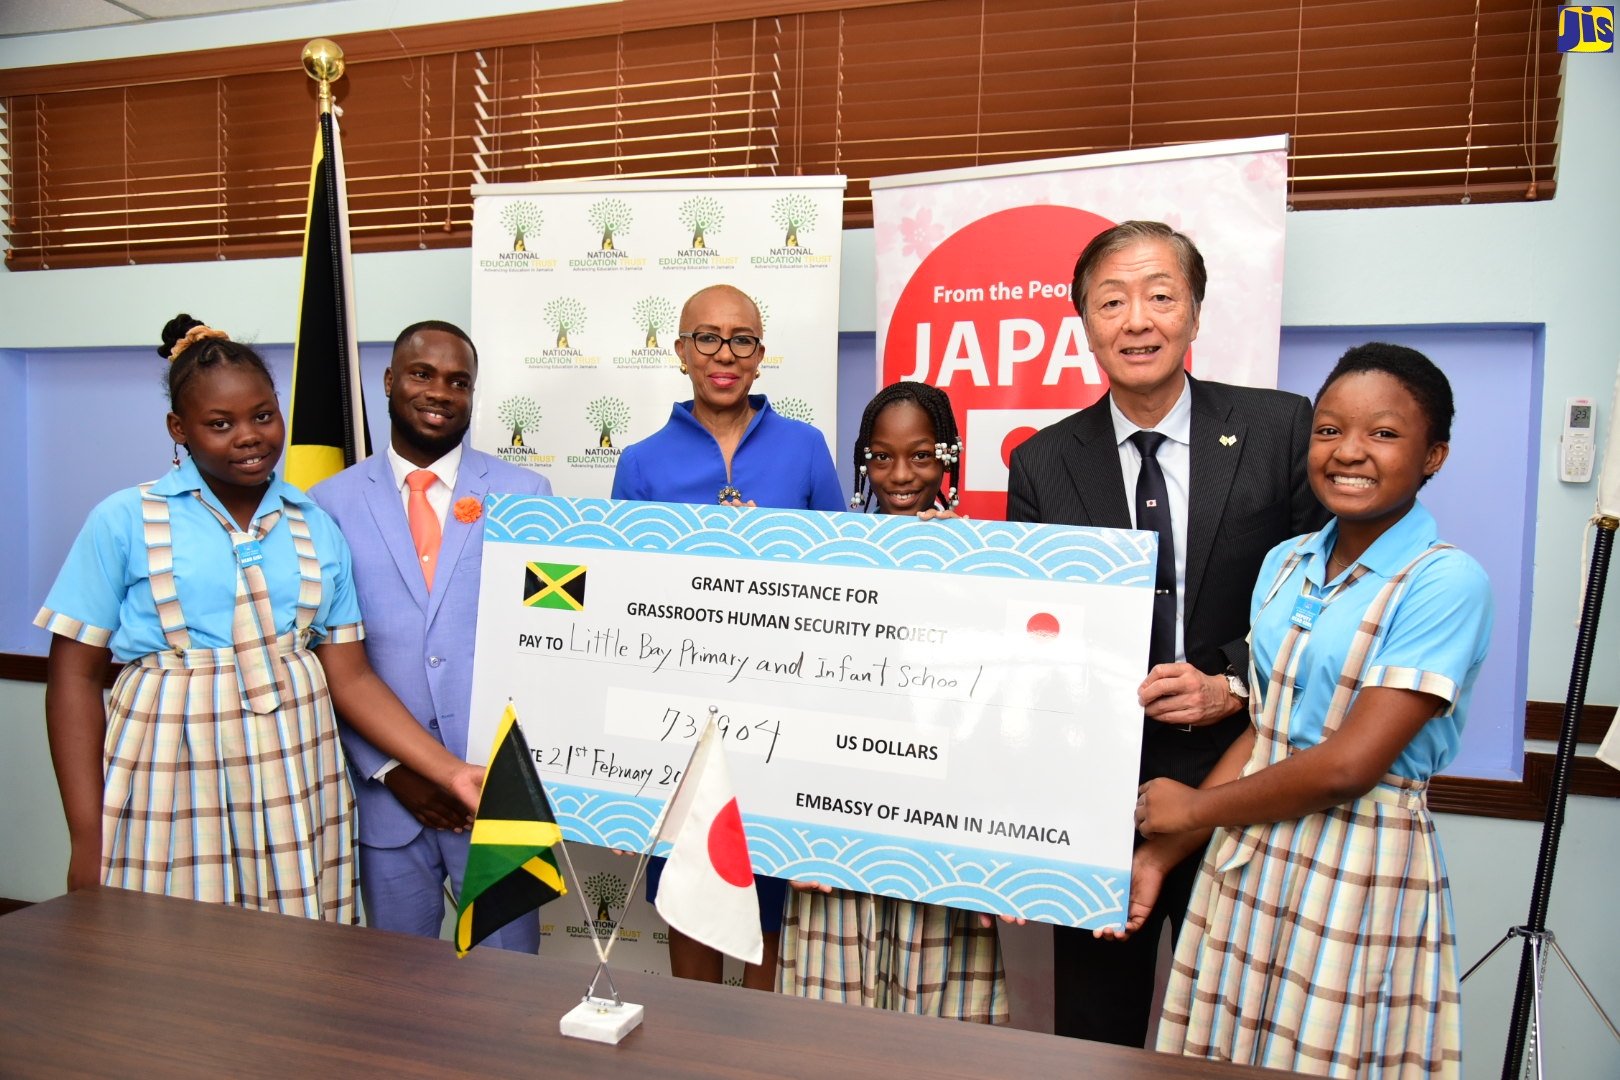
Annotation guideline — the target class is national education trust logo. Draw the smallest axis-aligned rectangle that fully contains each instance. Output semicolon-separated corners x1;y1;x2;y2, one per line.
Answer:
494;395;554;468
774;397;814;425
569;396;630;469
586;396;631;448
661;195;739;270
754;194;833;270
612;296;678;370
568;871;640;942
753;295;782;369
1559;6;1614;51
524;297;599;370
569;198;646;270
478;200;556;272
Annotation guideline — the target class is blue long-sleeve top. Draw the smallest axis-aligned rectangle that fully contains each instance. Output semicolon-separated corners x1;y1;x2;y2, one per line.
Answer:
611;395;844;512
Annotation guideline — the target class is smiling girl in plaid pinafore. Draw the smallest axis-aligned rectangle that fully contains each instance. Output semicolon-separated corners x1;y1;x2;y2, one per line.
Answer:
36;316;484;919
778;382;1007;1025
1112;344;1492;1078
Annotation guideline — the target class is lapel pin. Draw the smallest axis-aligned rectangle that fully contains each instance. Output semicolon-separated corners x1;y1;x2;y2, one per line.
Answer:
1219;434;1237;446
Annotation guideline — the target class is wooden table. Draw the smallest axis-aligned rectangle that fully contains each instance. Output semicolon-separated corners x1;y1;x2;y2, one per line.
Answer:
0;889;1289;1078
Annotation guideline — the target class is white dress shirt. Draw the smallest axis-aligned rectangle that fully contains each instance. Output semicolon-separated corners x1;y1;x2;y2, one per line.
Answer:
373;442;464;780
386;441;463;530
1109;375;1191;664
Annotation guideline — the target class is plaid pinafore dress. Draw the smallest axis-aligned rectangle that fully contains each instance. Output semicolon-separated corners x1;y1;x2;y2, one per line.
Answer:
98;484;358;922
779;891;1008;1024
1156;537;1461;1078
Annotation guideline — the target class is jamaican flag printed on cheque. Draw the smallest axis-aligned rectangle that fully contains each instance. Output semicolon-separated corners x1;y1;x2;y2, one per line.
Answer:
525;562;587;610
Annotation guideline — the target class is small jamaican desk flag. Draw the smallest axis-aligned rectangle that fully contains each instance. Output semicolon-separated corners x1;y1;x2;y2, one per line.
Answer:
456;703;566;956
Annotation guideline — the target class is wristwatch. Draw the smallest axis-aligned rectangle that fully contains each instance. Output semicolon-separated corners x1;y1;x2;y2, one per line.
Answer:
1224;669;1250;700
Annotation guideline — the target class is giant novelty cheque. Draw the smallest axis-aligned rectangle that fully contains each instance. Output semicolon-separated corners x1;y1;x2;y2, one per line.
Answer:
467;496;1154;929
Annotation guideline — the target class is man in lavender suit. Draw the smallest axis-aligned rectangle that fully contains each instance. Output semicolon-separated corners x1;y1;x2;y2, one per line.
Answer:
311;320;552;950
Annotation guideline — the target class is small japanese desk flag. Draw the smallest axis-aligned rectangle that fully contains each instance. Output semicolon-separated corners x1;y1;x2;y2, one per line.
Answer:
653;718;763;965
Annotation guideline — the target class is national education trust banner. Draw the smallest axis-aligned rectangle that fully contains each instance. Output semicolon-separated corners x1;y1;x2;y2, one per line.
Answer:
468;177;846;497
466;496;1156;930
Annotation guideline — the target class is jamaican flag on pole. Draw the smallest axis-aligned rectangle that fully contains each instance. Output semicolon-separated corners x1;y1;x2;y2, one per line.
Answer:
456;702;567;956
284;105;369;490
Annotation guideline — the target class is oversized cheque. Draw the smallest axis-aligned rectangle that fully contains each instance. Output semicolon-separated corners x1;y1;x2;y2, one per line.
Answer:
467;496;1154;929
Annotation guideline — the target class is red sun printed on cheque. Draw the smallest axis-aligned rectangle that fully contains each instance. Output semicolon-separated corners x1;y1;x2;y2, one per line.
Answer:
1026;612;1061;639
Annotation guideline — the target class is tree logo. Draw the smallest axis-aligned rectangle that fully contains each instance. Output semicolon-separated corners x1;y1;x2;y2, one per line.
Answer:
751;295;769;331
585;396;631;448
498;396;542;447
500;200;542;251
678;195;724;249
771;193;817;247
632;296;679;350
774;397;813;425
584;870;628;925
588;197;633;250
543;297;588;349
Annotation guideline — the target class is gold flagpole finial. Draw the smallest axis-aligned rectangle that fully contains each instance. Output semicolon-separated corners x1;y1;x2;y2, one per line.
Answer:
301;38;346;114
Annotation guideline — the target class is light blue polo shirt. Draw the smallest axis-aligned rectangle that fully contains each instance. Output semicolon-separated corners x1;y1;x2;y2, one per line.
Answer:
1248;502;1493;780
37;458;363;662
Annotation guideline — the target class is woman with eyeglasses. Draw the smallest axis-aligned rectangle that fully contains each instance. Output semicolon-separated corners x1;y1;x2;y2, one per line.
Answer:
610;283;842;512
611;283;843;992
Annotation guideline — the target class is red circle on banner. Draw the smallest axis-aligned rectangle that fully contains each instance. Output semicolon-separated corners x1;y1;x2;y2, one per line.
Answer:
883;204;1118;520
1026;612;1061;639
707;798;755;887
1001;426;1038;468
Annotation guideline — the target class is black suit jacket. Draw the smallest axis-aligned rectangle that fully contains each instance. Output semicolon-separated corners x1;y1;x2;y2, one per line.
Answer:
1007;375;1327;786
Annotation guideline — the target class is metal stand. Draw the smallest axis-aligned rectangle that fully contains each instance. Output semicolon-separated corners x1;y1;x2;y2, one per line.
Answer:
1460;517;1619;1080
550;718;712;1045
548;779;662;1046
1462;925;1619;1080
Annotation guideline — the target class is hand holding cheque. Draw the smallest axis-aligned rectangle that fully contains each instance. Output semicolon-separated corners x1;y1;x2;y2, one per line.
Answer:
467;496;1164;930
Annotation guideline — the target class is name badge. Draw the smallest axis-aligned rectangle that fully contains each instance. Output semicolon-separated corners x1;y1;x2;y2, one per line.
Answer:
1290;593;1323;631
234;539;264;568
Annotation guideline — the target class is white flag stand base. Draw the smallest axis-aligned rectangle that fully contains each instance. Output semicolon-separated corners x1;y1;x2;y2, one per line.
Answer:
559;997;644;1044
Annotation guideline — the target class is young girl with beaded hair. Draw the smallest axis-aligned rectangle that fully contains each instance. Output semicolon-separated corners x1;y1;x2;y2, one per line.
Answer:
777;380;1008;1023
846;380;964;517
38;314;483;922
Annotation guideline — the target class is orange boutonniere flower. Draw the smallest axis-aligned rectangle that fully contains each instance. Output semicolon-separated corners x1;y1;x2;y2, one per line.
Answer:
453;497;483;524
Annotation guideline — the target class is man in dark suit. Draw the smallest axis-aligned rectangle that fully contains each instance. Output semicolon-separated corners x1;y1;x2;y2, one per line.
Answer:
310;321;552;951
1007;220;1325;1045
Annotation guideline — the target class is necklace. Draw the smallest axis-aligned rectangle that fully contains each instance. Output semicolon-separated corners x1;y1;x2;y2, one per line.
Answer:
1326;549;1357;576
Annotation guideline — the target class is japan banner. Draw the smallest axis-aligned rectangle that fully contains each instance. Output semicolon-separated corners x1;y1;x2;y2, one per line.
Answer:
653;718;764;965
873;136;1288;521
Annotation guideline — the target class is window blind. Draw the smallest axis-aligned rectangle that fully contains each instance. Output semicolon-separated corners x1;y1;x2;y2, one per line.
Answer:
1;0;1560;271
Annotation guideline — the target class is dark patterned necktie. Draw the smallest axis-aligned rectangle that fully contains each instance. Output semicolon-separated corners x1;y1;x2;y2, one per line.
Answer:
1129;430;1176;669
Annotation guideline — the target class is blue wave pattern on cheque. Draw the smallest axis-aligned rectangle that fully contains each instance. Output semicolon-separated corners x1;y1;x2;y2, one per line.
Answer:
549;782;1128;928
485;495;1153;585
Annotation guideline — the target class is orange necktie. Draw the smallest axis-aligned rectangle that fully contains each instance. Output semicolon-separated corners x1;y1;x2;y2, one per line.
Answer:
406;469;442;590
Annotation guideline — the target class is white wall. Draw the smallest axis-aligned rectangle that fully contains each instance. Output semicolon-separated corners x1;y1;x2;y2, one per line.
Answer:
2;6;1616;1076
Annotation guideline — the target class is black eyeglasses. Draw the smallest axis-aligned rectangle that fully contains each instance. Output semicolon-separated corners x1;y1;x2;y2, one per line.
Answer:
679;332;762;359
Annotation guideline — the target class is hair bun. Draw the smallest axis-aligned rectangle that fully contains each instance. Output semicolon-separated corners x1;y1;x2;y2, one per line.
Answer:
159;314;204;359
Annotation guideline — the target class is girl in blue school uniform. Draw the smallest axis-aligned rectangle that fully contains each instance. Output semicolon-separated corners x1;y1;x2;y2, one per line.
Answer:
1122;344;1492;1078
777;381;1009;1024
38;315;483;922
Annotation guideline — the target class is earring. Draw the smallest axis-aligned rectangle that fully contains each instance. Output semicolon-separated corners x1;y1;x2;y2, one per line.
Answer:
171;442;183;469
679;362;688;375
